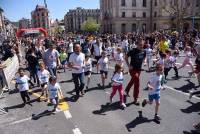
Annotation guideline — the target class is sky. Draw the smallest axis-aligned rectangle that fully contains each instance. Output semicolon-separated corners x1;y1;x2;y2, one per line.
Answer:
0;0;99;22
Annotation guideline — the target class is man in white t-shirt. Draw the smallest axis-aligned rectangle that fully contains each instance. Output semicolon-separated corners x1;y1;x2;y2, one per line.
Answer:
69;44;85;98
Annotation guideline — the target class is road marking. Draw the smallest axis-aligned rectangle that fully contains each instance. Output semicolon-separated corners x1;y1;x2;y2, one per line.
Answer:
73;128;82;134
105;91;110;95
165;85;200;100
64;110;72;119
9;117;32;125
28;89;69;111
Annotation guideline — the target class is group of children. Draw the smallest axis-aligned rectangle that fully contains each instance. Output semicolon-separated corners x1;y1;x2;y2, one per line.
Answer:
15;62;62;112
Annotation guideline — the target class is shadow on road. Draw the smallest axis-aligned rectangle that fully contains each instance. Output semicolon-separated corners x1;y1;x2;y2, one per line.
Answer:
183;130;199;134
174;79;199;93
92;102;123;115
180;100;200;114
125;116;154;132
4;98;40;112
32;110;55;120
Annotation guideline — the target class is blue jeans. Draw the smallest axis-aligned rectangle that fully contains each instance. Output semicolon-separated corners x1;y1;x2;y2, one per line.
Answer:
72;73;85;96
48;67;57;77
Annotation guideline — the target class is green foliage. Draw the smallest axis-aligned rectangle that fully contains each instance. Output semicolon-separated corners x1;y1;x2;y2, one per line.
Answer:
81;18;100;32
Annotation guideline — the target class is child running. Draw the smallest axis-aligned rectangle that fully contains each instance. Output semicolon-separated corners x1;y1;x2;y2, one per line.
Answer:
178;46;194;75
142;64;165;121
37;62;50;101
59;47;67;72
110;64;126;108
48;76;63;112
97;51;109;88
15;68;31;105
84;54;92;89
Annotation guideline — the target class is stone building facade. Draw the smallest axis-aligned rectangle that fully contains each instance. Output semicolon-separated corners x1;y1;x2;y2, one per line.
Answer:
64;7;100;33
100;0;200;33
19;18;31;29
31;5;50;30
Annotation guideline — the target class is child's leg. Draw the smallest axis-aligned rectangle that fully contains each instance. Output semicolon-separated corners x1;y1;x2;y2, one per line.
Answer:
101;74;105;86
110;86;118;101
20;91;26;103
173;66;179;77
155;100;160;115
178;60;187;69
24;90;30;102
87;74;91;87
188;62;194;72
118;85;124;104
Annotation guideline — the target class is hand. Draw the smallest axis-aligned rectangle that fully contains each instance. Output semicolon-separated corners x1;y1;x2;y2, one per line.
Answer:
128;65;133;70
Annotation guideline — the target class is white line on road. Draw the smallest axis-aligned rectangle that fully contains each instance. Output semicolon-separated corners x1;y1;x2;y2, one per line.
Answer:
73;128;82;134
9;117;32;125
165;85;200;100
64;110;72;119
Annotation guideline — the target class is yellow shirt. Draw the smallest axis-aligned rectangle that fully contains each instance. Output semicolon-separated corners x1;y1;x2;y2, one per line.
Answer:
159;41;169;53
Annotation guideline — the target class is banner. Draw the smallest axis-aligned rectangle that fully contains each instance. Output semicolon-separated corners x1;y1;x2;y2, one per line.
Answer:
0;55;19;91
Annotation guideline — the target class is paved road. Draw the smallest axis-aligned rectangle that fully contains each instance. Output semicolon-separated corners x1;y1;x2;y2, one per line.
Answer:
0;55;199;134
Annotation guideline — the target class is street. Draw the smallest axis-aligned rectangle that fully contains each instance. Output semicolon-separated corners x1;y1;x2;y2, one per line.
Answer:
0;55;199;134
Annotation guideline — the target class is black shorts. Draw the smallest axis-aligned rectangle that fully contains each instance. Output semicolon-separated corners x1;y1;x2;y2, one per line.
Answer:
95;56;101;62
41;82;48;88
84;71;91;76
100;70;108;76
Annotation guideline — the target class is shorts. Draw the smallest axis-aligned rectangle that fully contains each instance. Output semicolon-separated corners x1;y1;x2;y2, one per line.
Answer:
100;70;108;76
41;82;48;88
84;71;91;76
61;60;67;65
95;56;101;62
50;97;58;105
148;94;160;102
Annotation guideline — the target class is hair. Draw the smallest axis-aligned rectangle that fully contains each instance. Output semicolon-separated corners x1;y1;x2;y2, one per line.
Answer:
114;64;122;73
18;68;24;72
173;50;179;55
155;64;163;71
49;76;57;83
116;47;122;53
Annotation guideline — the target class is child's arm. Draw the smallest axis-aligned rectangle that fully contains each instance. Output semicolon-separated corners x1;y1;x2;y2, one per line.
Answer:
147;81;154;90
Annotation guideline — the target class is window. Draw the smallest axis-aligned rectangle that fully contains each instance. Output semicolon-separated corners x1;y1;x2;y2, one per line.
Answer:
143;0;147;7
132;23;136;32
132;0;136;7
196;0;199;7
142;23;146;32
121;23;126;33
154;0;157;6
153;23;157;31
185;0;190;6
143;12;146;18
121;0;126;6
132;12;136;18
154;12;157;17
122;12;126;18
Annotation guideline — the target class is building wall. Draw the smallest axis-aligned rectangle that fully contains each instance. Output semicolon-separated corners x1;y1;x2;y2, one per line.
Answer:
31;5;50;30
19;18;30;29
100;0;200;33
64;7;100;33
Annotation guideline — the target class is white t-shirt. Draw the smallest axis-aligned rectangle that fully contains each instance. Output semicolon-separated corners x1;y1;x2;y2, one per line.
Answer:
37;69;50;84
69;52;85;74
148;73;163;95
68;43;74;53
145;48;152;59
98;57;109;71
48;83;60;99
114;53;124;65
122;40;129;49
85;58;92;72
93;43;103;56
16;75;30;92
112;72;123;86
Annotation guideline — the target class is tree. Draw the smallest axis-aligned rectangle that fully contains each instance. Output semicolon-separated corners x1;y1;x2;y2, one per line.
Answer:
81;18;100;33
161;0;187;32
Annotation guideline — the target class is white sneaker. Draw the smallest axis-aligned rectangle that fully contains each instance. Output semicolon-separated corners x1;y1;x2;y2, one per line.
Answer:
56;108;62;112
121;103;126;108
